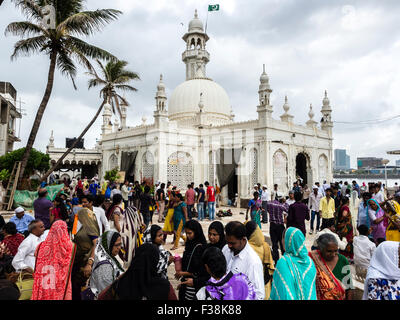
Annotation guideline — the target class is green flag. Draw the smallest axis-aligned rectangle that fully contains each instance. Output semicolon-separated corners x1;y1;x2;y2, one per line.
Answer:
208;4;220;11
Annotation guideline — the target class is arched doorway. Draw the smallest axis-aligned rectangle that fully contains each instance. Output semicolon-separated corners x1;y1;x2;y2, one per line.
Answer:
296;153;309;185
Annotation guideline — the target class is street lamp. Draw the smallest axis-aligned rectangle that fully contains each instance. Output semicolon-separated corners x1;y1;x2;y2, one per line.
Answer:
382;159;390;190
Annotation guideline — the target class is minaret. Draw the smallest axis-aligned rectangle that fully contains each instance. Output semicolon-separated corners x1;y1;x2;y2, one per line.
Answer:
321;90;333;134
46;130;54;152
195;92;206;128
101;102;112;136
113;116;119;132
182;9;210;80
120;100;127;129
154;74;168;128
280;96;294;123
257;64;273;125
306;103;317;128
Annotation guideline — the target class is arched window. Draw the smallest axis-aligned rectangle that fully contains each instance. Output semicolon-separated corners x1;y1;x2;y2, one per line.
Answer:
167;151;193;190
142;152;154;180
109;154;118;170
318;154;328;183
273;150;288;192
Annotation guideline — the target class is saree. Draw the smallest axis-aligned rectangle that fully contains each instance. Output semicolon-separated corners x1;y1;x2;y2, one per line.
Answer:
270;227;317;300
31;220;75;300
1;233;25;256
118;206;144;269
245;221;275;300
336;205;354;259
386;200;400;242
162;200;175;234
249;199;262;229
309;250;346;300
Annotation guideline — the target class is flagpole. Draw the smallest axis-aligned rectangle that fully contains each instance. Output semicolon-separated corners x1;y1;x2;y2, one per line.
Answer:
205;7;209;34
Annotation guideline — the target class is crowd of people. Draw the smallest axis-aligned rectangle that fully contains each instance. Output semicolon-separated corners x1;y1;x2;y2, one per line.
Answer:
0;176;399;301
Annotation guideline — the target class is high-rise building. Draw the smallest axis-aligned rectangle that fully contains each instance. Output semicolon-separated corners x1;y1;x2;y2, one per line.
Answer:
334;149;350;170
396;160;400;167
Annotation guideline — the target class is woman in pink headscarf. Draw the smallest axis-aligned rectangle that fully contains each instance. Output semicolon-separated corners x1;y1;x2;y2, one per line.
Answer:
31;220;76;300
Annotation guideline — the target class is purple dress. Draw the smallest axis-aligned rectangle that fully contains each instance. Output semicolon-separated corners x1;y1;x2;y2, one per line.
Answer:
372;208;388;241
204;272;256;300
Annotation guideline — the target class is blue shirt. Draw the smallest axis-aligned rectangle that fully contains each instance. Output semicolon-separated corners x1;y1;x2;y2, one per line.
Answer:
9;214;35;233
89;183;99;196
357;201;368;227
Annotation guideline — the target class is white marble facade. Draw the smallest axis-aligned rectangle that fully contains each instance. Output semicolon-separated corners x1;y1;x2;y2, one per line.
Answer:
49;10;334;204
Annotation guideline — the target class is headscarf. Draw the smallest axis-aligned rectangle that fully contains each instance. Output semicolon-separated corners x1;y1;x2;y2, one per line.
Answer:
112;243;170;300
184;219;207;253
150;225;162;244
363;241;400;300
76;207;100;237
385;200;400;242
207;221;226;249
31;220;74;300
366;199;382;230
270;227;317;300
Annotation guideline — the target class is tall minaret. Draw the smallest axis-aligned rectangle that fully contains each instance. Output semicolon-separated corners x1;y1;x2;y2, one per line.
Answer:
257;64;273;125
101;102;112;136
182;9;210;80
154;74;168;128
321;90;333;134
47;130;54;152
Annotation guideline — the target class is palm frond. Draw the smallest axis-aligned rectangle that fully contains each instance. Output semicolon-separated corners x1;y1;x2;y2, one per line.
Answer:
56;50;77;89
5;21;47;38
115;84;138;92
116;94;130;107
57;9;122;36
113;95;122;119
67;36;116;62
11;0;43;22
11;35;48;60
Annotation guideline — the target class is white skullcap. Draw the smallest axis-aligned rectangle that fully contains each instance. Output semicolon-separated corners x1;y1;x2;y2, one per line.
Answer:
15;207;24;214
312;185;319;189
262;185;267;188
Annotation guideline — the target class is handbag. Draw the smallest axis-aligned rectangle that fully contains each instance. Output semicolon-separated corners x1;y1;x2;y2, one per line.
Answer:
181;243;201;300
17;241;43;300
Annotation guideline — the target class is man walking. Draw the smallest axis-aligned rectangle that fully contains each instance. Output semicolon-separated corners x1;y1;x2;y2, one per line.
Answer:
308;185;323;234
319;188;335;230
261;185;270;223
286;192;310;236
185;184;196;220
267;195;287;265
205;181;216;221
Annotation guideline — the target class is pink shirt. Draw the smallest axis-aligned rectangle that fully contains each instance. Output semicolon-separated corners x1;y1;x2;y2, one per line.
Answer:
185;189;195;205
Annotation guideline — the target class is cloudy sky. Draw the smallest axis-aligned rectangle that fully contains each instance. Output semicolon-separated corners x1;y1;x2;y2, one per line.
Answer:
1;0;400;167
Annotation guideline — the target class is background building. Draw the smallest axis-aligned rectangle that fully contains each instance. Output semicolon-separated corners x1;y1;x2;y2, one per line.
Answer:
334;149;350;170
0;81;21;156
357;157;383;169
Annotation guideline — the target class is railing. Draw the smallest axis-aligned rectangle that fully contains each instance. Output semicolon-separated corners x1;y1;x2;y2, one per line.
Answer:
0;82;17;101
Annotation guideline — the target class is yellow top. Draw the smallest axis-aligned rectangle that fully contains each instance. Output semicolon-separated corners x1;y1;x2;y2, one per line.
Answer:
319;196;335;219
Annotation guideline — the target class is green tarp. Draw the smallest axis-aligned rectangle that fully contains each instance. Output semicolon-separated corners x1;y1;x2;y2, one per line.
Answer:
13;184;64;210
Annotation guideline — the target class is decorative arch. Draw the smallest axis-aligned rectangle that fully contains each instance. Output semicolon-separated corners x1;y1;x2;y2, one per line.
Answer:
109;154;118;170
273;149;288;191
249;148;258;188
318;154;329;183
142;151;154;180
167;151;193;190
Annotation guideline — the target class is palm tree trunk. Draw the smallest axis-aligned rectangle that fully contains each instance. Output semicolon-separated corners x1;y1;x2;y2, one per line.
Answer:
18;50;57;186
41;99;107;181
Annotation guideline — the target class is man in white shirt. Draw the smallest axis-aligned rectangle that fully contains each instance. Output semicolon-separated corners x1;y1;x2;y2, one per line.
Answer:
353;225;376;278
12;219;49;273
316;182;325;196
92;195;111;235
286;191;295;206
371;184;385;204
261;185;270;223
222;221;265;300
308;185;323;234
312;219;347;251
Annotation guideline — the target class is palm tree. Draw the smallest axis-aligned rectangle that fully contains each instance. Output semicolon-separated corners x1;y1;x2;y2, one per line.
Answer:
5;0;122;185
41;59;140;181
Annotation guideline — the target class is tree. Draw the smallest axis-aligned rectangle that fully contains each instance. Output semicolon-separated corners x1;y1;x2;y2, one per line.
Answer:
41;59;140;181
0;147;50;178
5;0;122;186
104;167;120;183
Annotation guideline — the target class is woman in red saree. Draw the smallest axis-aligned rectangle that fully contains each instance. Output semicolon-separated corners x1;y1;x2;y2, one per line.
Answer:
31;220;76;300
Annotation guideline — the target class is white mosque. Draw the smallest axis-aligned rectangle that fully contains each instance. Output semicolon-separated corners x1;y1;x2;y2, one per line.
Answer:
48;10;333;204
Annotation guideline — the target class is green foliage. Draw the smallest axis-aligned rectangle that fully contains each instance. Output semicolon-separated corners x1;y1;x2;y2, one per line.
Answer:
0;148;50;177
0;169;10;181
104;167;120;183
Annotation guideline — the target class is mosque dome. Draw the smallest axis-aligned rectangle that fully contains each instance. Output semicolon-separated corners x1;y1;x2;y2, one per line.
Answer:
188;9;204;32
168;78;231;122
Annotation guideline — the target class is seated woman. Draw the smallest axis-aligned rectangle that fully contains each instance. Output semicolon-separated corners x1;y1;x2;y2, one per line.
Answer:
245;221;275;300
196;246;256;300
89;231;125;299
309;233;353;300
144;225;173;279
270;227;317;300
97;243;177;300
1;222;25;256
363;241;400;300
336;197;354;261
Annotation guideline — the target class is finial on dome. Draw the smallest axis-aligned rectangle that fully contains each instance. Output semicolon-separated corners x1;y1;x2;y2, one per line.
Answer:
198;92;204;111
263;64;266;73
160;74;163;81
194;9;198;18
309;103;314;119
283;96;290;114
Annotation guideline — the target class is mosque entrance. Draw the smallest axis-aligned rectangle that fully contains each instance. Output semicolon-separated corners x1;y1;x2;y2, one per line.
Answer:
296;153;309;185
227;172;238;205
